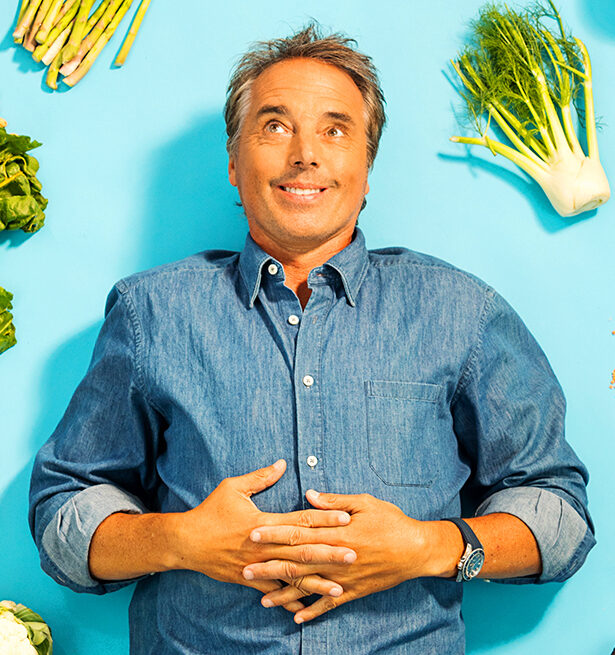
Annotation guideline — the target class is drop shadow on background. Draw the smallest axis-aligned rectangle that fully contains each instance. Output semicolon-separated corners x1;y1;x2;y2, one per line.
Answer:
464;581;558;653
438;150;596;232
8;109;566;653
3;111;247;653
136;111;248;271
580;0;615;39
0;5;47;75
1;323;132;655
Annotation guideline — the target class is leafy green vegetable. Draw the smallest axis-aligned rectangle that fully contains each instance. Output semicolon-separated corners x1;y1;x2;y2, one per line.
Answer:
450;1;610;217
0;287;17;355
0;126;47;232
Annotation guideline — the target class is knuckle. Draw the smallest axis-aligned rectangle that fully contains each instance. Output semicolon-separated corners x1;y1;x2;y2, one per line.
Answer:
288;527;303;547
297;511;314;528
323;596;338;611
284;561;298;580
293;576;307;592
299;546;313;564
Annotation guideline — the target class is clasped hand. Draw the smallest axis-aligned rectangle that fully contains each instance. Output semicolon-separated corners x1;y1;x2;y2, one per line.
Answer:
176;459;430;624
242;487;430;624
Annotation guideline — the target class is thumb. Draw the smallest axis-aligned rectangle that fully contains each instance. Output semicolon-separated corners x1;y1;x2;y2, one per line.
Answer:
306;489;365;513
234;459;287;497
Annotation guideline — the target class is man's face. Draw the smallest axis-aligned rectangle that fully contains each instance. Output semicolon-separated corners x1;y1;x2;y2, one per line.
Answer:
228;57;370;253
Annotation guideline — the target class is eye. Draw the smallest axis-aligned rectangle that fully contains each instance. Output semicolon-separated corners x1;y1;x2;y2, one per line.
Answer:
327;126;345;137
265;121;286;133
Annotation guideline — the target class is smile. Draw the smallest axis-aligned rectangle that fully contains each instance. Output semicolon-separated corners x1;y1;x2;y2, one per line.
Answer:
279;186;326;195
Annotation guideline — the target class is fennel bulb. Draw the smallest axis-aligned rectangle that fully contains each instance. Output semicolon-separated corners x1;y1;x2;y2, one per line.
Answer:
450;1;610;217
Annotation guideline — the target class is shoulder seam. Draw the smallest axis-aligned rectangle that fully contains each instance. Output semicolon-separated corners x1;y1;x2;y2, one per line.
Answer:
120;287;166;416
451;286;497;404
369;257;489;293
115;258;238;294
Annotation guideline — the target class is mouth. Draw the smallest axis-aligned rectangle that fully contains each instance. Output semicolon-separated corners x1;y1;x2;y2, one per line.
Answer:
276;184;328;202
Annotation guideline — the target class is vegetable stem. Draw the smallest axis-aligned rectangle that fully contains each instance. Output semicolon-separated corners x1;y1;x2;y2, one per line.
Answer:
63;0;133;86
60;0;120;76
575;38;598;159
61;0;96;64
114;0;150;66
13;0;43;40
450;134;545;182
35;0;64;44
32;0;79;62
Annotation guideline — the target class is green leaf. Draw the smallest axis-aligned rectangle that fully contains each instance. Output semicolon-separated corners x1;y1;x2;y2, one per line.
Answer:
0;294;17;354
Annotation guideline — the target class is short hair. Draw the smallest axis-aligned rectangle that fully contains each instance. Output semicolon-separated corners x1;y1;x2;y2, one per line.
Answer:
224;22;387;170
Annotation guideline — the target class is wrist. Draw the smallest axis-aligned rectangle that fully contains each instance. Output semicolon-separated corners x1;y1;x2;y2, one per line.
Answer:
420;520;465;578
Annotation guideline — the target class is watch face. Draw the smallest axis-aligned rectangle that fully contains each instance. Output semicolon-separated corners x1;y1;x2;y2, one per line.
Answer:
462;549;485;580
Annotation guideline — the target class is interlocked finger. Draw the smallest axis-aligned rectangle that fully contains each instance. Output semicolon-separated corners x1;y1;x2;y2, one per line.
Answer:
246;560;344;599
249;579;305;613
269;543;356;565
264;508;351;528
261;583;309;608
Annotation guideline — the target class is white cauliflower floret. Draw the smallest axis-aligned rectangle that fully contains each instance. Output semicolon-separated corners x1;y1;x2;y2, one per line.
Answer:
0;610;37;655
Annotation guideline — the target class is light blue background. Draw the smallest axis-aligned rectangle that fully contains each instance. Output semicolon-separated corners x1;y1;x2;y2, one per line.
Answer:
1;1;614;653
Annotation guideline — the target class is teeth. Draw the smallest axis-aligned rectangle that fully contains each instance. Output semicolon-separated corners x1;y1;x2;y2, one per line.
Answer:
281;186;322;195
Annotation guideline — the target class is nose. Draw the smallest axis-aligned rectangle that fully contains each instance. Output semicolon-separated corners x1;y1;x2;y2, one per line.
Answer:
288;130;319;168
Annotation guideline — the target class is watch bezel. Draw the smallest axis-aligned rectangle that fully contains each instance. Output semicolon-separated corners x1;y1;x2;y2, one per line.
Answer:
460;547;485;581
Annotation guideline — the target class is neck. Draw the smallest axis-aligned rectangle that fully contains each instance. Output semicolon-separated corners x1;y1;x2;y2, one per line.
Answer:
250;226;356;309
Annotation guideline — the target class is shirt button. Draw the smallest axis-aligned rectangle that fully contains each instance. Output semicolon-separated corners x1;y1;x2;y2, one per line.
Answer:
307;455;318;468
302;375;314;387
288;314;300;326
267;263;278;275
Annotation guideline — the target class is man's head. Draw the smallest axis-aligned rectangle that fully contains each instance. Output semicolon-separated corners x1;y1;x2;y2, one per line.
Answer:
224;24;386;256
224;23;386;171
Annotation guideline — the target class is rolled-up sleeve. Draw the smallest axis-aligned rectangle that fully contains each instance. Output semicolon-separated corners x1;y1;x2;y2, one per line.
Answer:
28;283;164;594
451;288;595;584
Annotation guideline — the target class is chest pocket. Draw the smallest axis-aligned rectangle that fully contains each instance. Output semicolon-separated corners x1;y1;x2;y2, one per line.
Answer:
365;380;444;487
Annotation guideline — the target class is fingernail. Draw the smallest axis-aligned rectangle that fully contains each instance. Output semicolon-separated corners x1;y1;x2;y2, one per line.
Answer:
251;530;261;542
330;586;343;597
243;569;254;580
295;616;304;624
306;489;319;500
262;598;273;608
274;459;285;469
344;551;357;563
338;512;350;524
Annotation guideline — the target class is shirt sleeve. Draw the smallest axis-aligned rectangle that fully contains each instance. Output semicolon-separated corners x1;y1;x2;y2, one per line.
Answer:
28;283;165;594
451;287;596;584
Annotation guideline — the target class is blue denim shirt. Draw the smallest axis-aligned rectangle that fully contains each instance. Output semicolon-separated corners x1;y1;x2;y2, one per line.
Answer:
29;228;595;654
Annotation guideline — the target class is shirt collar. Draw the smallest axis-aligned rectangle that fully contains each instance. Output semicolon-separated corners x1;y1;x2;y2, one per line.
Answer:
238;227;369;308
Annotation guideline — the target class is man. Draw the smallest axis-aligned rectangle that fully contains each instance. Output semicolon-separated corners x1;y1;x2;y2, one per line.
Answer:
29;23;594;654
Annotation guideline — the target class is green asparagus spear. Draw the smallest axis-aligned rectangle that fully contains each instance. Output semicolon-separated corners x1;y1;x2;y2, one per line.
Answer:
13;0;43;40
32;0;79;62
61;0;95;64
114;0;149;66
35;0;64;44
60;0;120;75
63;0;132;86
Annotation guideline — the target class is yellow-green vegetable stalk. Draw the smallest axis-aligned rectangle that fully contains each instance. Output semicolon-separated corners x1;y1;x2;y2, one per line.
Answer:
450;1;610;217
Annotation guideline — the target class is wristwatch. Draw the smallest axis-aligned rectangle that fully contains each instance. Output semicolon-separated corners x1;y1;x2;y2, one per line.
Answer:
442;517;485;582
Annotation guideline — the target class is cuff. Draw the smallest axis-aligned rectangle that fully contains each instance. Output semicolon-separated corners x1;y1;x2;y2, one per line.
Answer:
475;487;595;584
41;484;150;594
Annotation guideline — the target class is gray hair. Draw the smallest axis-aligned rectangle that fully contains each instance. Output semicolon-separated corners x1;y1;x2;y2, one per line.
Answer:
224;22;387;170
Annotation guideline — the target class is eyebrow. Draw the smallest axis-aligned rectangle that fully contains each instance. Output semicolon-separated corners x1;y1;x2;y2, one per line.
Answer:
255;104;356;126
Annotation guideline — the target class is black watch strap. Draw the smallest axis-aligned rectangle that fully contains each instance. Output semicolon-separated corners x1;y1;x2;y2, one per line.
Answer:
442;517;485;582
442;517;483;550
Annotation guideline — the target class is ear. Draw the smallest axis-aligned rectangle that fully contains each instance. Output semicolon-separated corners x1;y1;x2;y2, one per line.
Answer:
365;180;370;195
228;157;237;187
